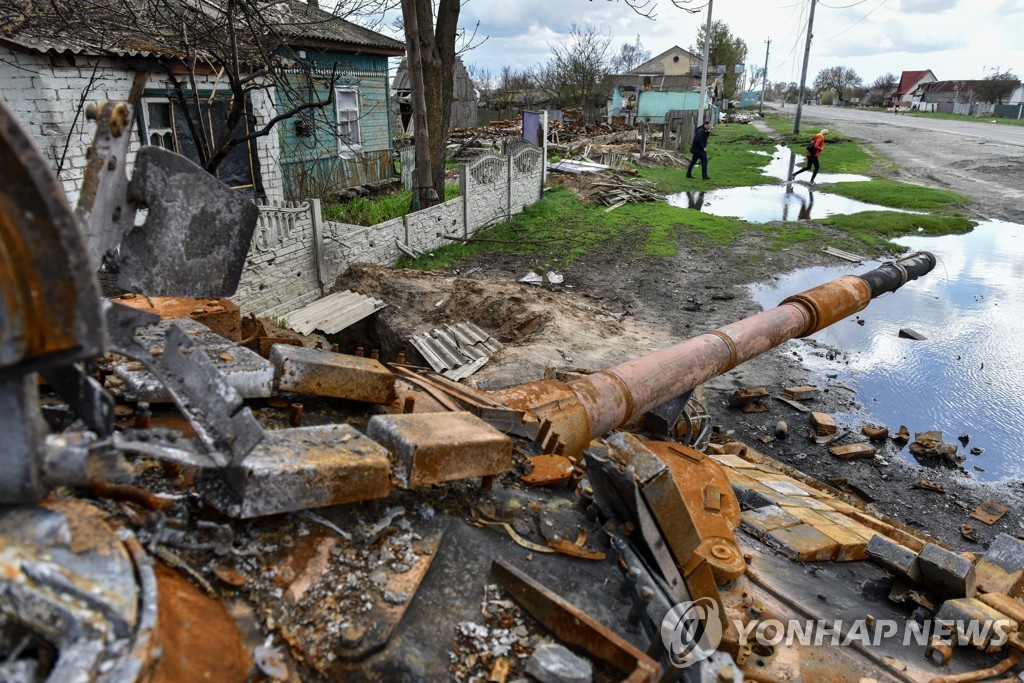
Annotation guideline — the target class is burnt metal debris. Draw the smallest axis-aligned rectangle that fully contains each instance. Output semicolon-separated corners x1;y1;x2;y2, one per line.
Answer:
3;98;1024;683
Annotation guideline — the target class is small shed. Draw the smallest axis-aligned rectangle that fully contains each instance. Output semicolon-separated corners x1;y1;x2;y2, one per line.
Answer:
392;57;477;133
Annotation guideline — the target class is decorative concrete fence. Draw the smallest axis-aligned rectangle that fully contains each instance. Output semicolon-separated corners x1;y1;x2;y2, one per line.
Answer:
233;145;545;318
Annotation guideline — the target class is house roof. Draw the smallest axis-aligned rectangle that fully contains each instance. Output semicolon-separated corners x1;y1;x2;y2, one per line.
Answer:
0;0;404;60
609;73;704;92
392;57;474;97
626;46;701;76
892;70;934;97
920;80;987;93
275;2;404;53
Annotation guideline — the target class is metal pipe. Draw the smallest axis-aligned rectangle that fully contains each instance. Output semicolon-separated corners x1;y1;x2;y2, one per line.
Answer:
494;253;935;458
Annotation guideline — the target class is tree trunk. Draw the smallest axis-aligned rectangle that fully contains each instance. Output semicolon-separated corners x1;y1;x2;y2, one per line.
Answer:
401;0;459;209
400;0;436;209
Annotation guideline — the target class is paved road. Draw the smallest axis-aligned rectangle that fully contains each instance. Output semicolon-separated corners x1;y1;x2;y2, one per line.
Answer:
775;103;1024;149
762;103;1024;222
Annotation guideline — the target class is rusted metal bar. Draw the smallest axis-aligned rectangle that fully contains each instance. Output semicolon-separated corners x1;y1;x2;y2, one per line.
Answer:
493;254;935;458
492;558;660;683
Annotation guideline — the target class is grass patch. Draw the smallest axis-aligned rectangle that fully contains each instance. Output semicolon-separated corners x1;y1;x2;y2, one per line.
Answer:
324;184;461;226
400;186;755;270
907;110;1024;127
827;179;969;212
820;211;975;251
637;123;777;193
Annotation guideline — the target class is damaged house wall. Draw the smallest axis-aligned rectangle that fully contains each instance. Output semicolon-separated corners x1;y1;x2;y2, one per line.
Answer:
0;47;285;204
233;147;543;317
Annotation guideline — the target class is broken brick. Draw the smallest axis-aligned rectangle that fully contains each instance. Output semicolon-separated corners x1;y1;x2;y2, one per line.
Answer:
368;411;512;488
221;424;391;517
783;385;819;401
975;533;1024;597
919;543;976;599
765;524;838;562
810;412;837;435
935;598;1015;650
272;345;396;404
739;505;801;540
865;535;922;583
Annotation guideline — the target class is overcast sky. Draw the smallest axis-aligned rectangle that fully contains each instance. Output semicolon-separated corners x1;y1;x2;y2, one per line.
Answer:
442;0;1024;87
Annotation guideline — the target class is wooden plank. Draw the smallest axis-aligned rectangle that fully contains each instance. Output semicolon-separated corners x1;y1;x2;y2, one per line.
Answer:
829;443;876;459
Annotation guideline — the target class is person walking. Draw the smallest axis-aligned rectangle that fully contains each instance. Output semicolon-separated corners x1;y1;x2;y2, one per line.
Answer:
686;121;713;180
792;128;828;184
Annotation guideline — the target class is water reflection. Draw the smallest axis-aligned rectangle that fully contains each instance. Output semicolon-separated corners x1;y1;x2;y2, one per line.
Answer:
748;221;1024;481
667;145;908;222
667;185;911;223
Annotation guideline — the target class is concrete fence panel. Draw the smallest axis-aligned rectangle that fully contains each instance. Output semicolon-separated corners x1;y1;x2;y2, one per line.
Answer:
463;154;511;232
406;198;465;255
235;143;544;317
233;199;323;317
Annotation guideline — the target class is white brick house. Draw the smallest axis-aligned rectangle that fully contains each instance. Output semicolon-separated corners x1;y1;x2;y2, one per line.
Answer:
0;0;404;207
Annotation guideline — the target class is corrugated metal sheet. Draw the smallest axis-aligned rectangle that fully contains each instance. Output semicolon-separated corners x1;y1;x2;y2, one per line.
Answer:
286;290;386;335
409;322;503;381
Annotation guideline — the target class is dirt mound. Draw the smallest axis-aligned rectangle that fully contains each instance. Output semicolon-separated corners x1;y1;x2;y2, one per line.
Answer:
331;263;679;388
426;277;550;344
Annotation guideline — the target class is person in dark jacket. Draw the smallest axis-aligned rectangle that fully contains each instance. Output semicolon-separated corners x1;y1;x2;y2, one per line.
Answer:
792;128;828;183
686;121;713;180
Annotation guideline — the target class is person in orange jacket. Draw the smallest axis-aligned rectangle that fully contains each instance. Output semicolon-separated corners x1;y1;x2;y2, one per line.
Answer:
792;128;828;184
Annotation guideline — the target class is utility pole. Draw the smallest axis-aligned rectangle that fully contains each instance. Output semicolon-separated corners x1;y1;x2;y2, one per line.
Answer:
698;0;713;123
794;0;817;134
759;38;770;116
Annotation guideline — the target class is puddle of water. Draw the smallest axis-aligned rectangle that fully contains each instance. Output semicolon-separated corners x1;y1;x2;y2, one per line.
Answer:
667;185;913;223
667;146;897;223
748;220;1024;481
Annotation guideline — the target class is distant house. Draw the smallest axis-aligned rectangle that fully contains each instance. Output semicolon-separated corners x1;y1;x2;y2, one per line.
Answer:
0;0;404;204
273;2;405;197
917;80;987;112
606;46;722;123
890;69;937;108
391;57;477;133
1010;84;1024;105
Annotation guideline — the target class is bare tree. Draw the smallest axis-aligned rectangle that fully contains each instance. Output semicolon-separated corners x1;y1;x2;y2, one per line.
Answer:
977;69;1019;105
466;63;495;97
610;35;651;73
10;0;349;177
865;73;897;106
540;21;612;113
747;64;766;92
812;66;863;104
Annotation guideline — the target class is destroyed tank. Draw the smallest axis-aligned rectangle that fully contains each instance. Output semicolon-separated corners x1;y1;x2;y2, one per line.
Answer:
6;98;1023;683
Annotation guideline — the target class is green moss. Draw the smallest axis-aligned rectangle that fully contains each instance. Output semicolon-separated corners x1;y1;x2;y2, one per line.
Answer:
827;179;969;212
820;211;975;251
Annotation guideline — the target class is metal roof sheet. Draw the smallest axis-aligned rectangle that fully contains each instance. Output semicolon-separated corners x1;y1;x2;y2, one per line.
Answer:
409;322;503;381
286;290;386;336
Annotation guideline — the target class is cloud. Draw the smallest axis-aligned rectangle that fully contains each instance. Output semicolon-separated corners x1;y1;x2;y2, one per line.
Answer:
899;0;958;12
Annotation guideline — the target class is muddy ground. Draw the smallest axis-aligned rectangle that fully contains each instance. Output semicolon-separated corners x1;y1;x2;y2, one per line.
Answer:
334;115;1024;552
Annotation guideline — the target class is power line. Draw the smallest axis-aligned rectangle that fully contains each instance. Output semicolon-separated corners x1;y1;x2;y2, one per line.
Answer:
818;0;870;8
822;0;888;39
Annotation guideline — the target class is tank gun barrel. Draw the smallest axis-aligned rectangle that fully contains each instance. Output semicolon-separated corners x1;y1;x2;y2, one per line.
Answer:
493;252;936;458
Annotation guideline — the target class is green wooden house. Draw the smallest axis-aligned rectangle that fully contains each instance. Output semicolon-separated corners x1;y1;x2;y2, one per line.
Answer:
275;1;406;198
